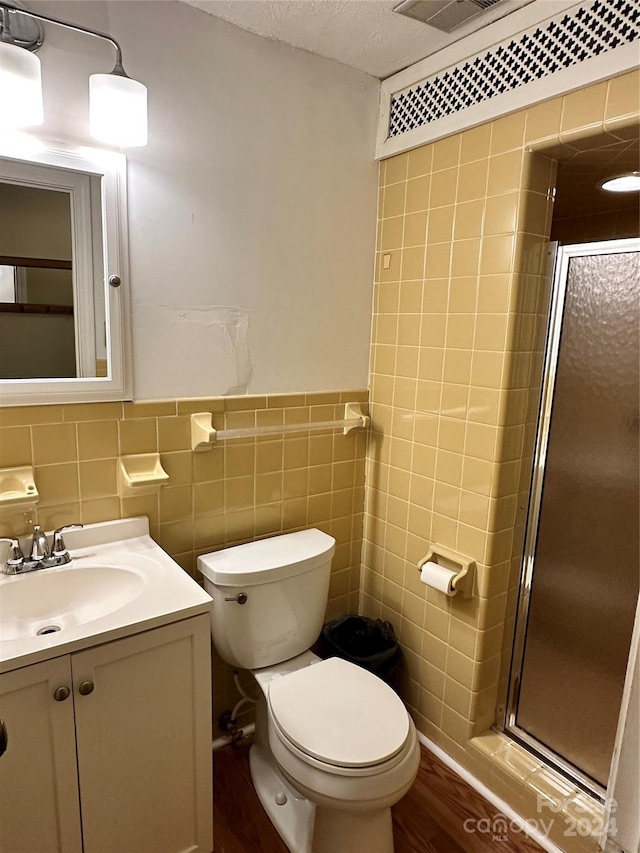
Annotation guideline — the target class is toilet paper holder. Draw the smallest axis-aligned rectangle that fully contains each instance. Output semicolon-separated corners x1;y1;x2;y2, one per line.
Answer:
417;545;475;599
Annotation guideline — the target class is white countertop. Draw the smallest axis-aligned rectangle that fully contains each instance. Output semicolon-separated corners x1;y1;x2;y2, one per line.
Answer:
0;517;212;673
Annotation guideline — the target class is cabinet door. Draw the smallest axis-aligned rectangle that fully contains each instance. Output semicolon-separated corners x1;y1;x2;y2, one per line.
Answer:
72;616;212;853
0;656;83;853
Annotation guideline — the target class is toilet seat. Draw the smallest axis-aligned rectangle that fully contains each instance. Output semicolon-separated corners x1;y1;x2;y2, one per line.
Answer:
268;657;410;770
269;711;416;779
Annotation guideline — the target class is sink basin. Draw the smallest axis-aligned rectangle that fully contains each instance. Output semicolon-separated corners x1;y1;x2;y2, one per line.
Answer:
0;516;212;672
0;565;145;643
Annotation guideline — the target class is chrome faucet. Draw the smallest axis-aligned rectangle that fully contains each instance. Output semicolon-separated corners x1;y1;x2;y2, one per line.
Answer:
1;524;83;575
30;525;50;561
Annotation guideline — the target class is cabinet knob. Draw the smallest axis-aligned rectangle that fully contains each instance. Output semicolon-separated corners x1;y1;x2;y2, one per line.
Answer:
53;685;71;702
0;718;7;758
78;680;94;696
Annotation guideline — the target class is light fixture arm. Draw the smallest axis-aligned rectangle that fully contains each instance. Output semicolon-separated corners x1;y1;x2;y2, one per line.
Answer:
0;1;128;76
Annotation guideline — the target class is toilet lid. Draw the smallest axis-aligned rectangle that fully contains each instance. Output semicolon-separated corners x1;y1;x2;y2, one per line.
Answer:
268;657;410;768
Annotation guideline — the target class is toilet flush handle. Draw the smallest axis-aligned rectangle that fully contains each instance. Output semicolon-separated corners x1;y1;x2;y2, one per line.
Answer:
224;592;248;605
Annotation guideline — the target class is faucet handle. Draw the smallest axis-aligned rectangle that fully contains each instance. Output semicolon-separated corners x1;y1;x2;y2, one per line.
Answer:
0;537;24;568
52;524;83;556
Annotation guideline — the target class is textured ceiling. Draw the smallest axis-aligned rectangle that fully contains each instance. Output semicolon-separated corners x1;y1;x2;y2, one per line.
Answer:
554;136;640;220
182;0;533;78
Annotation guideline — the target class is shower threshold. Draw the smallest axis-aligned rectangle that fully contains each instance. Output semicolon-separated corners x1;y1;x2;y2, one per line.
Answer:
502;723;606;804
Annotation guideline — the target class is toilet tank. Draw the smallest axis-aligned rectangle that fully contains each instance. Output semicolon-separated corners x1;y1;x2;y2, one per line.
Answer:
198;529;335;670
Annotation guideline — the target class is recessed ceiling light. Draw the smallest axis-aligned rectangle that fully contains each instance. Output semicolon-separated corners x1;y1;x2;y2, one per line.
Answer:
600;172;640;193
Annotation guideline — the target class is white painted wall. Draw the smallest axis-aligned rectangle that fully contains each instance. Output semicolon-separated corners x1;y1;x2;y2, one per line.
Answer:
0;314;76;379
30;0;379;399
602;597;640;853
0;183;71;260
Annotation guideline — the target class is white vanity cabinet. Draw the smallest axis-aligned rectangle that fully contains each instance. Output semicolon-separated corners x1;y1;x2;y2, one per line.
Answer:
0;654;83;853
0;615;212;853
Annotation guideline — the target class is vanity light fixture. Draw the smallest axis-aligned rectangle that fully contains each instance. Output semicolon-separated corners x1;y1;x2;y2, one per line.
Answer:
0;1;147;146
600;171;640;193
0;39;42;128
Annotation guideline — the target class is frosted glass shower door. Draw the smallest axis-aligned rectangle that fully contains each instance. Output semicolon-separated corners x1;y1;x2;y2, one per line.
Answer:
510;240;640;791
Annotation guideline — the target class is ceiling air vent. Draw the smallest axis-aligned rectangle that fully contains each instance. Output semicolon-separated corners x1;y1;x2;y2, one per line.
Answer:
393;0;504;33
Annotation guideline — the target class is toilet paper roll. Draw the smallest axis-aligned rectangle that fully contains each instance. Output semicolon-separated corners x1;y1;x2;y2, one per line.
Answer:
419;560;458;596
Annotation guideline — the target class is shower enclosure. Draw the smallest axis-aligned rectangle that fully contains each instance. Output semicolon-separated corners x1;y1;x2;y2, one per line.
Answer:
506;238;640;796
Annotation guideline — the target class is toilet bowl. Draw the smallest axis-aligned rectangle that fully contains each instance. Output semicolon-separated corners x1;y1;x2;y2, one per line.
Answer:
249;652;420;853
198;530;420;853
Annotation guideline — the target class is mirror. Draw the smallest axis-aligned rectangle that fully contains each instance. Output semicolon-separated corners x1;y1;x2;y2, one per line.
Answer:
0;165;104;380
0;141;130;406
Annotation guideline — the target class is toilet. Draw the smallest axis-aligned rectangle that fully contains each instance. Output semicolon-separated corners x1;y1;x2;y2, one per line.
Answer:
198;528;420;853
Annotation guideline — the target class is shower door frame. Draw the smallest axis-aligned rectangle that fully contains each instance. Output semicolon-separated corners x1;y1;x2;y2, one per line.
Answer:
503;236;640;801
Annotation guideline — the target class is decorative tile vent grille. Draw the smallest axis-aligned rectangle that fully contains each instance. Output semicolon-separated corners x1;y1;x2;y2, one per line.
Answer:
388;0;640;137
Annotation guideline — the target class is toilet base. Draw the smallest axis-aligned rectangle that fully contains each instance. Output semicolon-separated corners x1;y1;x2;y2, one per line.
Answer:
249;743;314;853
249;743;396;853
312;804;394;853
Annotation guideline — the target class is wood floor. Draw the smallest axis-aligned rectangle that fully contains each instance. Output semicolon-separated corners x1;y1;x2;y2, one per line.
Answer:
212;739;545;853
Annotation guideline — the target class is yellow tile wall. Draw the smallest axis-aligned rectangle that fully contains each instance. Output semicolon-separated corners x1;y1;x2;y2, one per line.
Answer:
369;121;556;741
0;390;367;725
365;69;639;852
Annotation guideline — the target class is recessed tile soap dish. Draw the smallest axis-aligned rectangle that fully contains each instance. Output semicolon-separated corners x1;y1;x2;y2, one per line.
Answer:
118;453;169;497
0;466;39;510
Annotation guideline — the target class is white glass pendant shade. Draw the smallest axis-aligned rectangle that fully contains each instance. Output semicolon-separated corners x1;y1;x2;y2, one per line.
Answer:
601;172;640;193
89;72;147;147
0;42;43;128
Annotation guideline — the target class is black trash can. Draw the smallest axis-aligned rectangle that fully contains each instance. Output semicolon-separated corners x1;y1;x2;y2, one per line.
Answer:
320;614;399;687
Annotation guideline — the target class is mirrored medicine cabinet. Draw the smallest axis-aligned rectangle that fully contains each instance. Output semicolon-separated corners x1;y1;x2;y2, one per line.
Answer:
0;139;131;406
